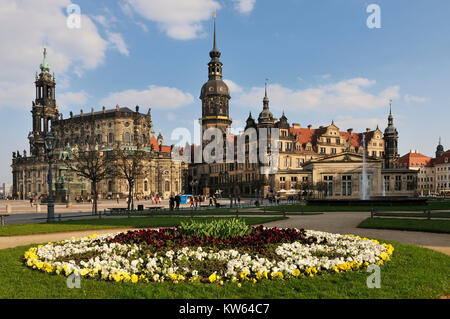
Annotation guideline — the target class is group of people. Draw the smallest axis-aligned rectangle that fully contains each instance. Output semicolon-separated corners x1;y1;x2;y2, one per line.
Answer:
169;194;181;210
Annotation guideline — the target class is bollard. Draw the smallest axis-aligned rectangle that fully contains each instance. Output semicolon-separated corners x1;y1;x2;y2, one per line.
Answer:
58;214;62;222
371;209;374;218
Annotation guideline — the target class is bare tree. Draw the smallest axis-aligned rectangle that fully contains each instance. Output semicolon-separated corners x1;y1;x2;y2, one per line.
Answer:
113;148;147;211
64;146;115;214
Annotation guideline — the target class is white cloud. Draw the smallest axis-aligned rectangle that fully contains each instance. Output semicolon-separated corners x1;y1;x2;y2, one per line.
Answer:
106;31;130;56
224;79;243;94
58;91;89;110
99;85;194;109
0;0;109;109
123;0;221;40
232;0;256;14
231;78;400;113
404;94;428;103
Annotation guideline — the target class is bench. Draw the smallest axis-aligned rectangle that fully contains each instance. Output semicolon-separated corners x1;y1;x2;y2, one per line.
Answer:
0;214;10;226
108;208;128;213
146;206;163;211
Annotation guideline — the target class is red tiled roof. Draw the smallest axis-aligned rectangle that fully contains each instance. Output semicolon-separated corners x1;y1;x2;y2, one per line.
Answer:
398;151;431;168
434;150;450;164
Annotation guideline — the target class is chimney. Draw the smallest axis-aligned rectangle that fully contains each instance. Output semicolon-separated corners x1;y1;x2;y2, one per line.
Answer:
366;128;371;132
80;109;83;117
307;124;312;130
347;128;353;134
102;106;106;114
136;105;140;113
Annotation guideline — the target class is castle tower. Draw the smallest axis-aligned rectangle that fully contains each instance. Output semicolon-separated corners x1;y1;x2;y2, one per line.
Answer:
436;137;444;158
383;101;399;168
29;47;59;156
199;13;232;143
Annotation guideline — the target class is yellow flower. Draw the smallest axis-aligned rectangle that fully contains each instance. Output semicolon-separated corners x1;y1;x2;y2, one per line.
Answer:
293;269;300;277
209;273;217;283
168;273;177;281
240;270;249;279
237;283;242;288
131;274;139;283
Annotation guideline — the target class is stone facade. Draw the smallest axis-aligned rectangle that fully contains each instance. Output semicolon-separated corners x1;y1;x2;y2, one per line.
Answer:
11;49;184;201
185;17;417;199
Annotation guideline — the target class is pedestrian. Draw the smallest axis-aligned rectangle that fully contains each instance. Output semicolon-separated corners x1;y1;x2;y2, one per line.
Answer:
209;196;213;207
169;195;174;211
29;197;33;207
175;194;180;209
189;196;194;208
116;194;119;204
238;196;241;207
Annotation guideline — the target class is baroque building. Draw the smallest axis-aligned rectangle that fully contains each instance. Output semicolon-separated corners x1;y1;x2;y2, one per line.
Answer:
186;16;417;199
11;48;184;201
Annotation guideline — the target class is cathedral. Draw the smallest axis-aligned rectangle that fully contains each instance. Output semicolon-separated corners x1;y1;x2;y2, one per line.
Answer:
186;16;418;199
11;48;184;201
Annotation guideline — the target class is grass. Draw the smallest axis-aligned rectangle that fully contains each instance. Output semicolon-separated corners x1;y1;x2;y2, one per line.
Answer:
374;212;450;218
266;200;450;213
0;216;285;237
0;240;448;298
358;218;450;234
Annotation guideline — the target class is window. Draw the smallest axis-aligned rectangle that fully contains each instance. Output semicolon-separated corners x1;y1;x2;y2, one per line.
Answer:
326;138;331;144
395;176;402;191
331;148;336;154
280;177;286;182
144;180;148;192
372;151;377;157
165;180;170;192
108;133;114;143
320;147;326;154
324;176;333;196
123;132;131;143
342;175;352;196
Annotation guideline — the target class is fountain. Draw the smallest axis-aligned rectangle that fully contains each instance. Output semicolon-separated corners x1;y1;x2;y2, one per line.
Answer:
360;134;369;200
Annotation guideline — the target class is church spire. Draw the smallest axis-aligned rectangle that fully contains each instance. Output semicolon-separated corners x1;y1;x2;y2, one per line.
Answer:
40;46;51;74
263;78;269;108
209;11;221;61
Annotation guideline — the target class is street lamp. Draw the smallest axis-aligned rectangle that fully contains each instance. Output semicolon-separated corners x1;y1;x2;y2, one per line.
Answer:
45;133;56;222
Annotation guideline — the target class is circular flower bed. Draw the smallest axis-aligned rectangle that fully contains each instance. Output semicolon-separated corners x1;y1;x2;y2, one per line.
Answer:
23;226;394;285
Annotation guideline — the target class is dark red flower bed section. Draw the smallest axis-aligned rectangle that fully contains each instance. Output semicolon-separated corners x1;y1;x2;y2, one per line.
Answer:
107;226;326;252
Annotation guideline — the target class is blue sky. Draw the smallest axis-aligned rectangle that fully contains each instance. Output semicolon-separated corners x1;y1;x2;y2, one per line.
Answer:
0;0;449;183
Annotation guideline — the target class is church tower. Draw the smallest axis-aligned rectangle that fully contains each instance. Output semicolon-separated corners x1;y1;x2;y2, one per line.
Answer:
383;101;399;168
29;47;59;156
199;13;232;142
436;137;444;158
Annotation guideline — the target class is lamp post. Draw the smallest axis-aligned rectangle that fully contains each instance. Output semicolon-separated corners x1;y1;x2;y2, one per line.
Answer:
45;133;56;222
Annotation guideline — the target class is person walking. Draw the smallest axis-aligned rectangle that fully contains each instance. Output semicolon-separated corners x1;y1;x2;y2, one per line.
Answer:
116;194;119;204
175;194;180;209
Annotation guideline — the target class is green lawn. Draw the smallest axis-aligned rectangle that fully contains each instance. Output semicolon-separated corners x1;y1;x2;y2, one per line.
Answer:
374;212;450;218
358;217;450;234
0;241;448;298
266;200;450;213
0;216;285;237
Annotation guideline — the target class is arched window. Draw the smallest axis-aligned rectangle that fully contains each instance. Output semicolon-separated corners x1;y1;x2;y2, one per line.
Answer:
123;132;131;143
165;180;170;192
144;180;148;192
108;133;114;143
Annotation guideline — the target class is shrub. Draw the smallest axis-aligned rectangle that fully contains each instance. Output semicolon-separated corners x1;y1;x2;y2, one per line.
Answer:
179;218;252;239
